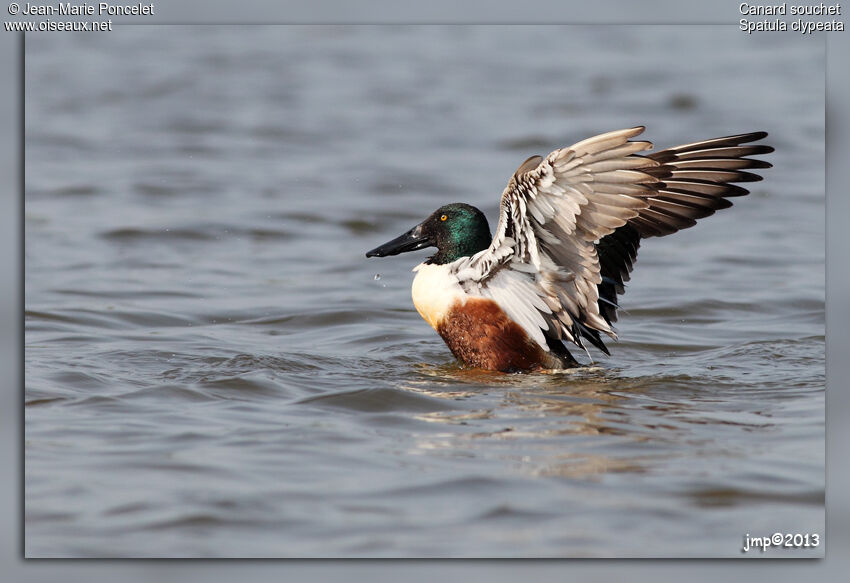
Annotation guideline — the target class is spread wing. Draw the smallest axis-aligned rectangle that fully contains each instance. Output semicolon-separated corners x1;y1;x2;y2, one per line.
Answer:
453;127;772;356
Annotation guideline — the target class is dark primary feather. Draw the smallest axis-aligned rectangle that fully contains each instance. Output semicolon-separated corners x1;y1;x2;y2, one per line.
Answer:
588;131;773;350
630;132;773;238
595;223;641;326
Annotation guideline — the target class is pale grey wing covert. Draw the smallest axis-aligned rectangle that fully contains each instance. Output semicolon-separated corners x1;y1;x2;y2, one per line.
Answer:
453;127;661;353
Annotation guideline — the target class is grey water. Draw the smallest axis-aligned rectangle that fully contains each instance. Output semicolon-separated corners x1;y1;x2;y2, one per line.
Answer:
24;26;824;557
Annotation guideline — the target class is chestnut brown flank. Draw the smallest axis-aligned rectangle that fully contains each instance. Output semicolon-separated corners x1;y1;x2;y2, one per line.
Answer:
435;298;556;372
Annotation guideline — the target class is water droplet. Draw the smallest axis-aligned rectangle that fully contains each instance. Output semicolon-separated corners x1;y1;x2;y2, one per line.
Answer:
374;274;381;281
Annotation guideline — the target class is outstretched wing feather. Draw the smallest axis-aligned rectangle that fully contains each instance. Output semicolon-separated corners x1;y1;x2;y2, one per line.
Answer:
452;127;771;356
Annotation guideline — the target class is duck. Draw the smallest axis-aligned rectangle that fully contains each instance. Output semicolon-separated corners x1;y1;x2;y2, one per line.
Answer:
366;126;772;372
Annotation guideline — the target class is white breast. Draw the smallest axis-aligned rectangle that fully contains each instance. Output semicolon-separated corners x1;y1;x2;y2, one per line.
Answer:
411;263;467;330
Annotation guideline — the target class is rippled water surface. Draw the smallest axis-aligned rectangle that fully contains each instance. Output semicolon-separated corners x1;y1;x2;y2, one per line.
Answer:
25;26;824;557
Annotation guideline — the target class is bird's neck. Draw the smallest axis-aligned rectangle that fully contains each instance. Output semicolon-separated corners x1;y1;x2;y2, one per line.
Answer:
430;229;491;265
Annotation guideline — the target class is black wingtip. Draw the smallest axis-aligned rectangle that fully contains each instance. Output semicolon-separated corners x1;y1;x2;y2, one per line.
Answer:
575;321;612;356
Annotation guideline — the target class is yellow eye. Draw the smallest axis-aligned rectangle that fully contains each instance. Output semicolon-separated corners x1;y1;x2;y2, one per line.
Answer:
440;214;447;221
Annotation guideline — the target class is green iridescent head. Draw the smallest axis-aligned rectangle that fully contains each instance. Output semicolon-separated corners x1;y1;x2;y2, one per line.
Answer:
366;203;492;265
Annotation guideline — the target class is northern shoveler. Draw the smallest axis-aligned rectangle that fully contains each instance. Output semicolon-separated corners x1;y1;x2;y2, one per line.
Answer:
366;127;772;372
